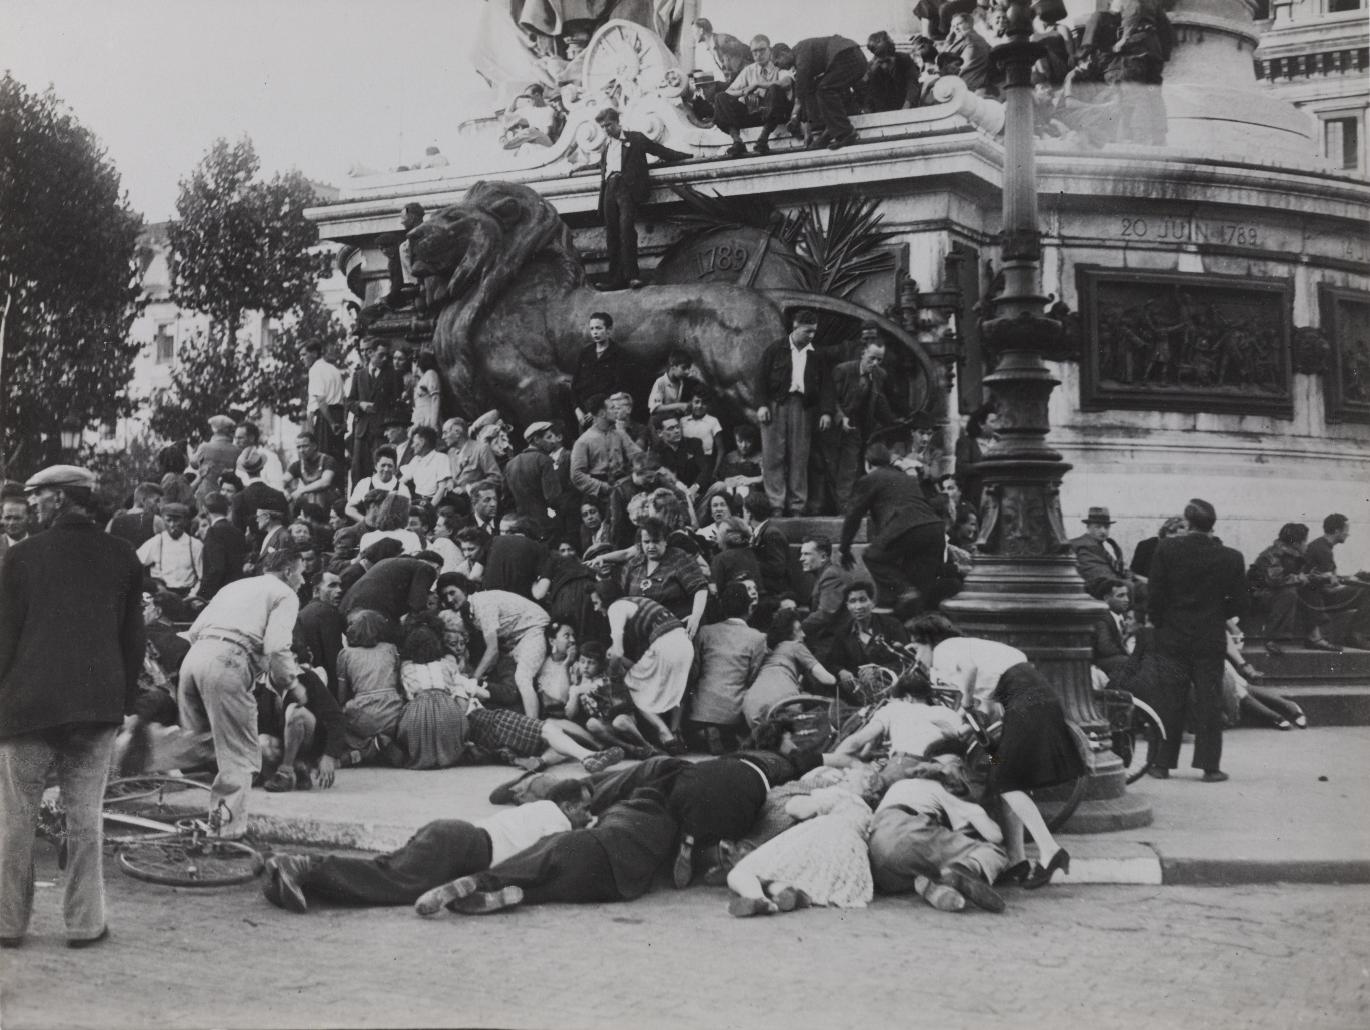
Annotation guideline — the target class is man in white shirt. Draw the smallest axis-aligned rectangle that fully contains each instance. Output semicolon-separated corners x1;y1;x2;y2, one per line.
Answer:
868;772;1009;912
345;445;410;523
304;341;347;463
178;549;304;837
135;502;203;597
261;780;592;914
399;426;451;503
714;36;795;157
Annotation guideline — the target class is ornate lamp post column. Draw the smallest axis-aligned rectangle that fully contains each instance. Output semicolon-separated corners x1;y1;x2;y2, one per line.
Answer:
941;2;1151;832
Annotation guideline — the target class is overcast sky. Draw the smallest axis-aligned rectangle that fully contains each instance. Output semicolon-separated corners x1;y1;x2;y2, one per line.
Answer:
0;0;908;221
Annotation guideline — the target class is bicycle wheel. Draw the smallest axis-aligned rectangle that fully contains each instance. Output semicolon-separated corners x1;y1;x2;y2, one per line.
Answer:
1113;708;1164;785
118;837;263;888
1033;721;1090;833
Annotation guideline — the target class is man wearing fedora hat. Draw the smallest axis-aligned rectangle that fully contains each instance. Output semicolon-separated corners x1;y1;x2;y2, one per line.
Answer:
1;465;146;948
1070;506;1129;597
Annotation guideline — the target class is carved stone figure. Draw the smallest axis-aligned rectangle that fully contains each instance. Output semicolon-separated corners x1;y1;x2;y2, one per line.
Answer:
408;180;792;424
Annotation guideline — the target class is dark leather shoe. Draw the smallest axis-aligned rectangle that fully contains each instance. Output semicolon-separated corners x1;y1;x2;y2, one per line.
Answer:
1263;640;1285;656
993;859;1031;887
939;865;1005;913
1202;770;1230;783
1146;767;1170;779
68;926;109;949
1305;638;1341;653
1023;849;1071;890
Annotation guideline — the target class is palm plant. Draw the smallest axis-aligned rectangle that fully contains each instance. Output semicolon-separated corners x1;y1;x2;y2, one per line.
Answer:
787;196;897;299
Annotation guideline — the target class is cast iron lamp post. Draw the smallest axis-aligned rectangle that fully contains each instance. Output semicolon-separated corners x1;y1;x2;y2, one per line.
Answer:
941;1;1151;831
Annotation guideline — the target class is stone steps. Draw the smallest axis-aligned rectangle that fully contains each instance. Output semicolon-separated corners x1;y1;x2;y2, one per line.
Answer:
1239;645;1370;726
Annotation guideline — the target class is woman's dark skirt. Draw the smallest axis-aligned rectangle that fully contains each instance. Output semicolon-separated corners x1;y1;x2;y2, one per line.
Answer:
987;662;1086;794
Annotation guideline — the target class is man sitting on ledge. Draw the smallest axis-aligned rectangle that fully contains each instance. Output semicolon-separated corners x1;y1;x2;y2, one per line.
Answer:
1300;513;1370;652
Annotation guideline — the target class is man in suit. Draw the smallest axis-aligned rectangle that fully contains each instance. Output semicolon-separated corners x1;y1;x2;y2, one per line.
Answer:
1090;579;1133;685
197;491;247;605
778;35;869;150
347;339;401;484
943;11;992;94
1070;506;1129;597
799;534;851;663
823;335;896;511
755;308;834;516
840;442;945;608
1146;498;1248;782
594;107;691;290
505;422;566;540
0;465;145;949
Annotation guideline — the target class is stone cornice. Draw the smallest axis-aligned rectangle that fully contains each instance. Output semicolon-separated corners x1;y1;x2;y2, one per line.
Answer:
307;130;1370;243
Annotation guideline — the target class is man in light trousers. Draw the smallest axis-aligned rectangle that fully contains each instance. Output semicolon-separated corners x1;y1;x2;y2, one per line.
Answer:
0;465;145;949
179;548;304;838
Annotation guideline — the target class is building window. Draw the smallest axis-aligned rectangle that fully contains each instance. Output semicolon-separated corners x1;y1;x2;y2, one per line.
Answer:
1324;116;1361;171
154;324;175;364
1327;0;1362;13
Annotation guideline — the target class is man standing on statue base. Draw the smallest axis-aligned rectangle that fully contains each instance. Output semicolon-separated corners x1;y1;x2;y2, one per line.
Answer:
1145;498;1248;783
594;108;691;290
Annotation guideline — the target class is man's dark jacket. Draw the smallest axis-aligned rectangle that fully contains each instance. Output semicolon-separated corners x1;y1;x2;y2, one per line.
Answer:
1147;533;1248;653
597;131;691;216
755;338;835;410
199;518;248;602
0;511;146;736
841;465;941;552
340;556;438;622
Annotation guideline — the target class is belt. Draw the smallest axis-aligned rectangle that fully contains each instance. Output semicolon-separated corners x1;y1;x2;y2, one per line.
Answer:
883;804;927;819
196;632;257;656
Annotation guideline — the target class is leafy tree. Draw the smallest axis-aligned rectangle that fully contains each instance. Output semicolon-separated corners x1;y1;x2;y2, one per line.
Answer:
0;74;145;475
167;136;321;364
148;325;261;442
256;292;349;424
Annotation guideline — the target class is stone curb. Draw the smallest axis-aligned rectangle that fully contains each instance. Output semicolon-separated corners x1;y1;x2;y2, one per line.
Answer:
1160;857;1370;886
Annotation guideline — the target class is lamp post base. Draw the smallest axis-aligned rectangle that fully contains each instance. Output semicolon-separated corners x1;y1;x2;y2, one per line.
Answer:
943;556;1155;834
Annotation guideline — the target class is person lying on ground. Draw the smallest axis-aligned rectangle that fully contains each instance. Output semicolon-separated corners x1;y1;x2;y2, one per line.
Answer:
262;780;593;914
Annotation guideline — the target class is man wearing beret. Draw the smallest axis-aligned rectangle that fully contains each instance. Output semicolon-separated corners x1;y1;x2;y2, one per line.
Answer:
0;465;146;949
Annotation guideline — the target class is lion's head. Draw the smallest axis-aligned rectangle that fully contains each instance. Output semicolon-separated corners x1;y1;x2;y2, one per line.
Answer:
409;180;586;366
410;180;583;309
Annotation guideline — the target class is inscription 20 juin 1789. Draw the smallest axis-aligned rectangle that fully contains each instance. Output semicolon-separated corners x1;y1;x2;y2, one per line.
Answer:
1117;215;1262;247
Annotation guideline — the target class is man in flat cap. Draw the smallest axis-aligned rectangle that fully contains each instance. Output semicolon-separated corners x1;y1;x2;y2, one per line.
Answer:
191;415;240;505
136;501;204;598
505;422;565;539
0;465;146;948
1146;498;1248;782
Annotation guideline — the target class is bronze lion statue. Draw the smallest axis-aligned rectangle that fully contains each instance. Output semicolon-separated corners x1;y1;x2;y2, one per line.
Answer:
409;180;790;425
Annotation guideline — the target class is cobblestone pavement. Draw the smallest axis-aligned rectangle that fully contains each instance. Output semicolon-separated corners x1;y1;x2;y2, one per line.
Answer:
2;848;1367;1030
